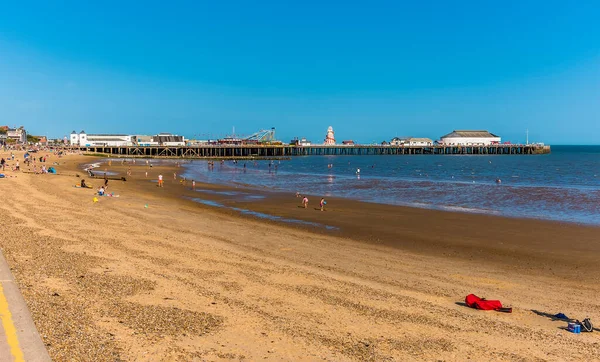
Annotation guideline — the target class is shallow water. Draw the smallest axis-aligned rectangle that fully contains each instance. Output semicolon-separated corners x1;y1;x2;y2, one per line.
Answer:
188;197;338;230
176;146;600;225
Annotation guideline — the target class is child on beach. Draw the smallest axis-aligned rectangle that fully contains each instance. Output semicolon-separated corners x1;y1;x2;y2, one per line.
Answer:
320;198;326;211
302;197;308;209
158;174;164;187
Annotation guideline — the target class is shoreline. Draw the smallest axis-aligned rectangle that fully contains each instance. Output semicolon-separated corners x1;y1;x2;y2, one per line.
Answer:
80;157;600;283
1;151;599;360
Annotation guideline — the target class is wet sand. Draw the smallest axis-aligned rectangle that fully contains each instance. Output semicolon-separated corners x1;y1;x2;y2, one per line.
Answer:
0;151;599;361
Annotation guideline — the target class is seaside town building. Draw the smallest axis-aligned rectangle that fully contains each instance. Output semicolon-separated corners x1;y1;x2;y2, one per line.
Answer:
390;137;433;146
342;140;355;145
439;130;501;146
324;126;336;145
2;126;28;144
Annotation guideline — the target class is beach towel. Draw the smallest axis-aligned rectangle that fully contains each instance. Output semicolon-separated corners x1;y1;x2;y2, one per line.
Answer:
465;294;512;313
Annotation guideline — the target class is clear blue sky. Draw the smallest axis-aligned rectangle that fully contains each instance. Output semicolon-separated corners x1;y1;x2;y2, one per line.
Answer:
0;1;599;144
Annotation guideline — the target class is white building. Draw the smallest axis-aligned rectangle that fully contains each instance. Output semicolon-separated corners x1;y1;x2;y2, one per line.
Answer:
7;127;27;144
153;133;185;146
390;137;433;146
407;137;433;146
439;130;501;146
324;126;335;145
70;131;133;147
132;135;159;146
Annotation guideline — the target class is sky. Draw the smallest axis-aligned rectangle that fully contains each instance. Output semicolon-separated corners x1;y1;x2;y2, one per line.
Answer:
0;1;599;144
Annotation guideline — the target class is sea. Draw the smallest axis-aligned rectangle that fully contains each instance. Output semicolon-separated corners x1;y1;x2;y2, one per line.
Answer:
181;145;600;226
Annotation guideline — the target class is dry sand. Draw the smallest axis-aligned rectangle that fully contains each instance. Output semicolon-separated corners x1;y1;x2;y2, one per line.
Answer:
0;151;599;361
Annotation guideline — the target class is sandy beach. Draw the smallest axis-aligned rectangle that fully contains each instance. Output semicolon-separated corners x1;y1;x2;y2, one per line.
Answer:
0;150;599;361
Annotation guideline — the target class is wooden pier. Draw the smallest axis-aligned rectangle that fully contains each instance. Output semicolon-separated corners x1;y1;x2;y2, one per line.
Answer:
77;144;551;158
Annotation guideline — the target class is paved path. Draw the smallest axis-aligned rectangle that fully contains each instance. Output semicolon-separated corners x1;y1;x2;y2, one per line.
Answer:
0;251;51;362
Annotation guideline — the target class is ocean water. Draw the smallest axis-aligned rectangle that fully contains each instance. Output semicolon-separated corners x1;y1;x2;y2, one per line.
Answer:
181;145;600;225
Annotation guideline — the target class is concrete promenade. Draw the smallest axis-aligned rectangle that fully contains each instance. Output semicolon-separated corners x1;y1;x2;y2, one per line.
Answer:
0;251;50;362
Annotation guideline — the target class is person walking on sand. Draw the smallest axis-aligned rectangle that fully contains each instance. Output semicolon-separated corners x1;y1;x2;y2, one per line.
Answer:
158;174;164;187
192;180;196;190
320;198;326;211
173;172;177;180
302;196;309;209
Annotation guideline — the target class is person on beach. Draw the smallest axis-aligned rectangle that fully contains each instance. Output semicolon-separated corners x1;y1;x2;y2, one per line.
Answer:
1;158;5;171
173;172;177;180
145;171;148;178
98;186;105;196
158;174;164;187
192;180;196;190
15;160;20;171
302;196;309;209
320;198;326;211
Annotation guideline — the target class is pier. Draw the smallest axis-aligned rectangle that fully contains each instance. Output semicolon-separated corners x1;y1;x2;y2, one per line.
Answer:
76;144;551;158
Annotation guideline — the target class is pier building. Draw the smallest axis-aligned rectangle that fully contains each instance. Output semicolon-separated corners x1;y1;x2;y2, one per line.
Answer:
439;130;500;146
70;131;133;147
391;137;433;146
324;126;336;145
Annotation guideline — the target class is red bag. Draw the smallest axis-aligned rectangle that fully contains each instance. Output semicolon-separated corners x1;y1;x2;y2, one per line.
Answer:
465;294;511;312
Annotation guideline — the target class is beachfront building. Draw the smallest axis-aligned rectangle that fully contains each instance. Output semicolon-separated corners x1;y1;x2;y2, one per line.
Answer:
342;140;355;145
70;131;133;147
6;127;27;144
324;126;336;145
439;130;501;146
